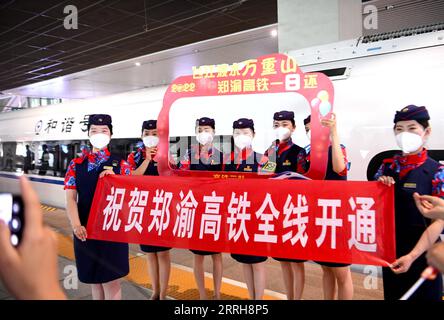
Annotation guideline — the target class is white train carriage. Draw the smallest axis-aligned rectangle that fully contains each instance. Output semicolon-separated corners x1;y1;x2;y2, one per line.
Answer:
1;28;443;208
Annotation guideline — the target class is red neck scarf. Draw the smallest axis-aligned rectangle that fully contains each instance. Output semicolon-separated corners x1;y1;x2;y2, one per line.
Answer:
395;148;428;179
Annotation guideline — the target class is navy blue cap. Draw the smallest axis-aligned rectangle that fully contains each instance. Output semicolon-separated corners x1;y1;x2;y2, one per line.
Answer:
196;117;215;129
394;105;430;123
142;120;157;130
233;118;254;131
304;115;311;125
88;114;112;126
273;110;294;121
88;114;113;134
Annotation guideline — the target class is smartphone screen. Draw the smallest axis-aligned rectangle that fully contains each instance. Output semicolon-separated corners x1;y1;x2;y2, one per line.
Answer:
0;193;13;224
0;193;24;246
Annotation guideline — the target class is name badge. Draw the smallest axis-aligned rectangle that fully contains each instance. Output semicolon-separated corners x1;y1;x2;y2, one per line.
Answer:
103;166;114;170
403;183;417;189
243;166;253;172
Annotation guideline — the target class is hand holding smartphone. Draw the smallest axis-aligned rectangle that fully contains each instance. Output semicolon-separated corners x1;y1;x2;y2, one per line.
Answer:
0;176;65;299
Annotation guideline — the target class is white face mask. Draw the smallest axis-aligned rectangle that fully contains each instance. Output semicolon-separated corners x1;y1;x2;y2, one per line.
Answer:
143;136;159;148
89;133;110;150
274;127;291;142
196;132;214;145
234;134;253;150
306;130;311;141
395;132;424;154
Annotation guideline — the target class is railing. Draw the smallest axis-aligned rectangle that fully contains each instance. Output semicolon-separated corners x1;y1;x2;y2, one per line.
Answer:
0;94;64;112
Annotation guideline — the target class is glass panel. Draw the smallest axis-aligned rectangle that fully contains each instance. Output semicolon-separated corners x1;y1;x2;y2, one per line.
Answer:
109;138;139;160
1;142;17;172
23;144;35;174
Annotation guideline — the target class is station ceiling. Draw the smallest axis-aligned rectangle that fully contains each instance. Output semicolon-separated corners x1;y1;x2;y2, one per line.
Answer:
0;0;277;92
1;0;443;94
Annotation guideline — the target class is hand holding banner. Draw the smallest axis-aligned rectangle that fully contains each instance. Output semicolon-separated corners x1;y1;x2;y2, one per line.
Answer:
87;175;395;266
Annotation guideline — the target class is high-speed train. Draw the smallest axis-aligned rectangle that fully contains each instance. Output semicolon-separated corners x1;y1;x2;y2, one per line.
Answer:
1;27;443;208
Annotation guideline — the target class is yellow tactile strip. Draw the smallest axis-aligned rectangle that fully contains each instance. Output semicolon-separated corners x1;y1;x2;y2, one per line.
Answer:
41;205;57;212
55;232;281;300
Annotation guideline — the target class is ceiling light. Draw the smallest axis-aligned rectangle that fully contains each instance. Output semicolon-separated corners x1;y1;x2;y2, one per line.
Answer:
135;62;141;66
271;29;278;37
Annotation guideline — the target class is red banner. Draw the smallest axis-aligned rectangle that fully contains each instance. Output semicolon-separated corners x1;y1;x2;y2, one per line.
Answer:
87;175;395;266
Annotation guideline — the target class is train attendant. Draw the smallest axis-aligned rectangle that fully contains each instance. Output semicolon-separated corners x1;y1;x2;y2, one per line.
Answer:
64;114;132;300
178;117;224;300
374;105;444;300
264;110;306;300
223;118;275;300
301;113;353;300
127;120;171;300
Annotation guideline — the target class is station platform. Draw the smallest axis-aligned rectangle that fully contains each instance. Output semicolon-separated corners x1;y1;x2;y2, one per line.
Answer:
0;205;384;300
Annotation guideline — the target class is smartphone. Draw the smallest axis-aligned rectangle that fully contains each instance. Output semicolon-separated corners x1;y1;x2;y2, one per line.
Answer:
0;194;24;247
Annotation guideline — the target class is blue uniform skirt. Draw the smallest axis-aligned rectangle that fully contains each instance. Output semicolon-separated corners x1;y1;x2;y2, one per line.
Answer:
73;236;129;284
273;257;307;263
140;244;171;253
231;254;268;264
190;249;219;256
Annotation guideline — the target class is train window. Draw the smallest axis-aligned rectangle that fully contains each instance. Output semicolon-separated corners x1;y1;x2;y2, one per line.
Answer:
0;142;18;173
366;150;398;181
214;135;232;155
168;136;183;164
109;138;139;160
0;142;26;173
36;144;49;175
367;149;444;181
15;143;26;157
11;140;84;177
4;134;289;177
2;139;142;177
315;67;348;77
168;135;232;166
28;98;40;108
428;150;444;165
303;67;350;81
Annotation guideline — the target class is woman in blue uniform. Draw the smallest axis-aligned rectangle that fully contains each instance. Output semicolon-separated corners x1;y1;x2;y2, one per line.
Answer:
374;105;444;300
264;110;306;300
64;114;132;300
127;120;171;300
222;118;274;300
178;117;224;300
300;113;353;300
